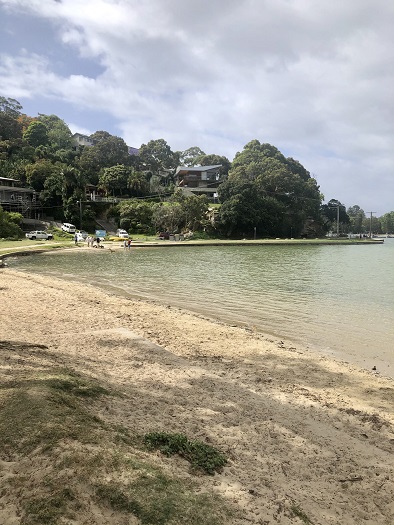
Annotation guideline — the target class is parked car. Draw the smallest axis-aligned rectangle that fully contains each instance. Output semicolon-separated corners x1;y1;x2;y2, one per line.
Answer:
75;232;87;242
116;229;129;238
25;230;53;240
76;230;88;240
61;223;76;233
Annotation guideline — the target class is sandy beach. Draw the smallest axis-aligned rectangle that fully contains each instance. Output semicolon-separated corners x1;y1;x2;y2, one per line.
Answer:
0;266;393;524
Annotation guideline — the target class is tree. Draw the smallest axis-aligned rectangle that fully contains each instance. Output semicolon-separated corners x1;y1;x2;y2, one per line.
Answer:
117;199;155;234
219;140;322;237
40;171;66;217
217;179;285;237
0;96;23;141
347;205;365;233
139;139;179;174
25;159;59;192
170;190;210;231
320;199;350;233
379;211;394;234
127;170;150;197
178;146;206;166
152;201;185;233
38;114;74;150
99;164;131;196
194;153;231;179
78;133;130;184
0;96;23;117
23;121;49;148
0;205;23;239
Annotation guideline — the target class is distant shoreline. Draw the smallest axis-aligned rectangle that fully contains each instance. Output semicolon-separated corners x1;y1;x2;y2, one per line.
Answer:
0;237;384;264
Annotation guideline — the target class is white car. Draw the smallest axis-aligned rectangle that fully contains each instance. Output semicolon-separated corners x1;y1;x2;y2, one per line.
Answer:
25;230;53;240
75;231;88;242
61;223;76;233
116;229;129;238
76;230;88;240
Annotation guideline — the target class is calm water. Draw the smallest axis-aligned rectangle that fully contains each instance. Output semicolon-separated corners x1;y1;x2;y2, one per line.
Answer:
9;239;394;376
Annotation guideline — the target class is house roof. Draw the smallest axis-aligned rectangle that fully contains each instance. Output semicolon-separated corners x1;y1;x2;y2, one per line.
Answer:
175;165;222;176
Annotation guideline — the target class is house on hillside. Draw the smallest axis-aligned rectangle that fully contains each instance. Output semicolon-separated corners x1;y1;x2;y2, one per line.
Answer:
72;133;96;148
0;177;38;218
175;165;222;201
72;133;139;156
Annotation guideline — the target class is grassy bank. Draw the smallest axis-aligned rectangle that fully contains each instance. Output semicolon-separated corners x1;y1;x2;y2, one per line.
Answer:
0;340;232;525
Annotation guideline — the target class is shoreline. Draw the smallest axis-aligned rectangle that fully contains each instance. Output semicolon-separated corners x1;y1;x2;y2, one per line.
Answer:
3;241;392;379
1;267;393;524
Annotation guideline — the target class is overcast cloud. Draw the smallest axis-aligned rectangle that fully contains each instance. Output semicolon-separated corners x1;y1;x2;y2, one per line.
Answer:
0;0;393;214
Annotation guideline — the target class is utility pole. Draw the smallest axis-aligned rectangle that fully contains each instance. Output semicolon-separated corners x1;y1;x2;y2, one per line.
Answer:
77;200;83;229
366;212;376;238
329;204;340;236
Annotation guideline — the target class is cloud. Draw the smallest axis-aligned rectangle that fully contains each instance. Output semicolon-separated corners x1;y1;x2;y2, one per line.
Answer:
0;0;393;213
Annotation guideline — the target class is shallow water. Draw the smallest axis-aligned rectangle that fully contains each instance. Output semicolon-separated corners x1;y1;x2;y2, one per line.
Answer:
9;239;394;376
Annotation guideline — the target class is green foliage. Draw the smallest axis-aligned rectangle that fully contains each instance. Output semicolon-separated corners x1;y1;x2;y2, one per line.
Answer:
144;432;227;475
23;121;49;148
178;146;206;166
218;140;322;237
37;114;74;151
217;179;285;237
98;164;149;197
347;204;365;233
139;138;179;174
78;132;130;184
0;205;23;239
320;199;350;233
150;192;210;233
194;153;231;178
380;211;394;233
117;199;155;233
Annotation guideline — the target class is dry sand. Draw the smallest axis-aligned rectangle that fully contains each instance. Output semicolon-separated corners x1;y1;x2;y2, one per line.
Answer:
0;266;393;524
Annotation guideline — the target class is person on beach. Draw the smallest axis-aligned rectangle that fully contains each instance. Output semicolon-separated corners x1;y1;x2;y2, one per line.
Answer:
127;239;131;249
123;239;127;249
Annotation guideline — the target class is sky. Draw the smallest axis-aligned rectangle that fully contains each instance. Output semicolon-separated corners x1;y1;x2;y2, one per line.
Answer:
0;0;393;215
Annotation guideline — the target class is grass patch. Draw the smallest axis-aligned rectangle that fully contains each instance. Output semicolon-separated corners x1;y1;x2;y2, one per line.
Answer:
96;474;230;525
21;488;76;525
290;504;314;525
0;369;109;457
144;432;227;475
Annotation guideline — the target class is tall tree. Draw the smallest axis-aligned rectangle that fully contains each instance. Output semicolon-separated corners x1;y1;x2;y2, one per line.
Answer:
0;96;23;140
220;140;322;237
139;138;179;173
178;146;206;166
320;199;350;233
38;114;74;150
217;179;285;237
194;153;231;179
347;205;365;233
23;121;49;148
78;133;130;184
